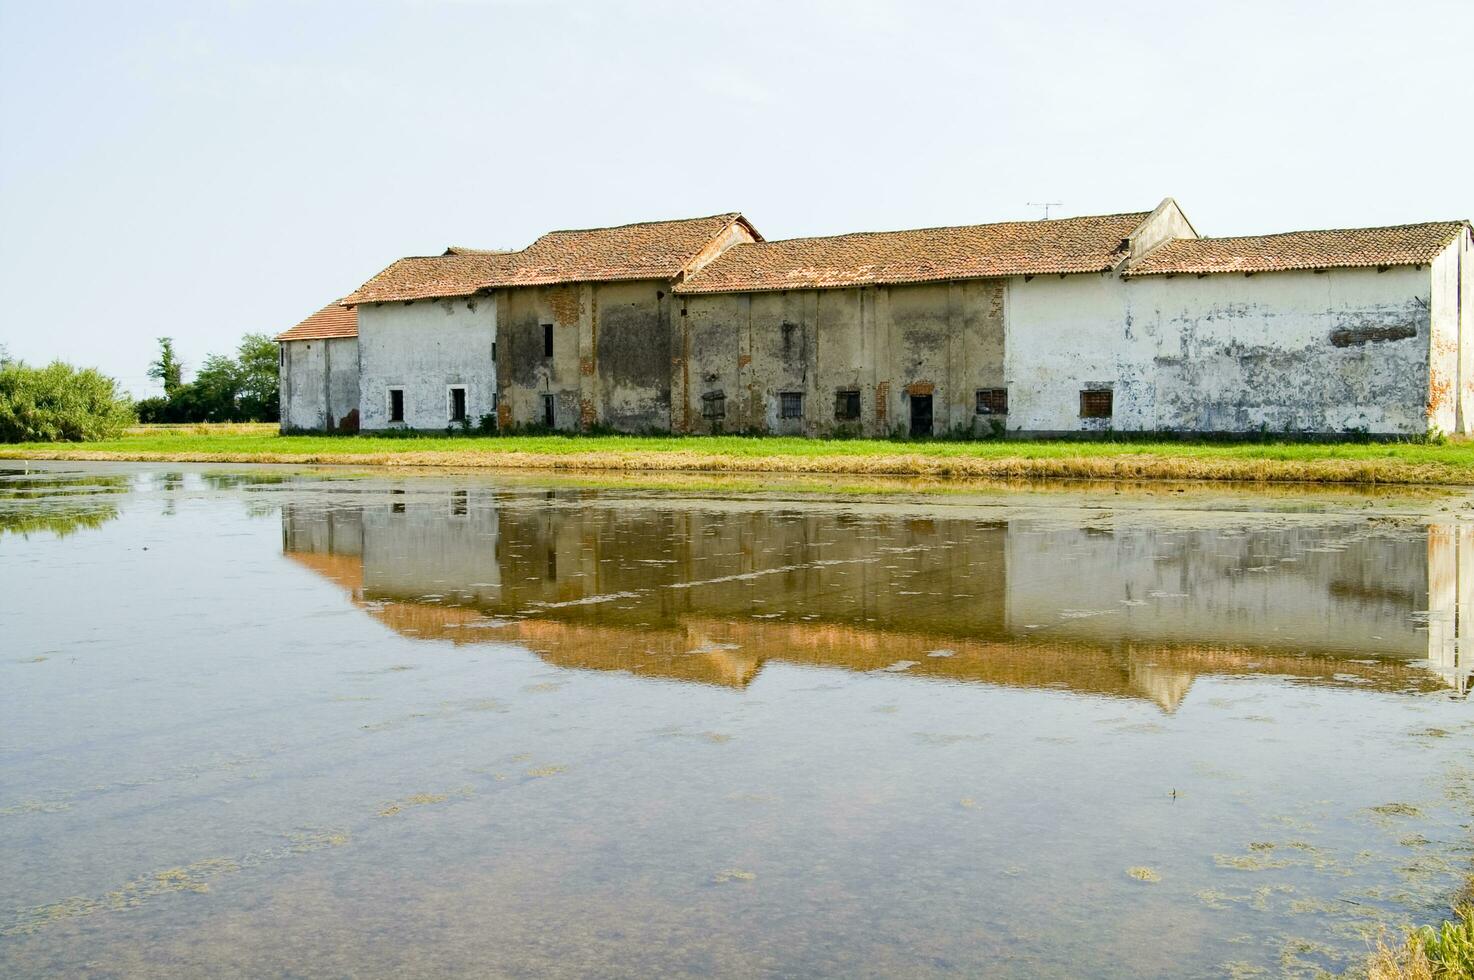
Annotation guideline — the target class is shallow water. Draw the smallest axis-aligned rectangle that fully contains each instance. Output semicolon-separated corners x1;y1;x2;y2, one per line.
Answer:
1;461;1471;979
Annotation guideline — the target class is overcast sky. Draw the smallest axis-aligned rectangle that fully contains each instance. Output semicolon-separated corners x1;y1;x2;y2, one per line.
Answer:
1;0;1470;395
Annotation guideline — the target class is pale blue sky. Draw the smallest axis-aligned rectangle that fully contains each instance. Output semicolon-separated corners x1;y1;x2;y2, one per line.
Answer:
1;0;1469;394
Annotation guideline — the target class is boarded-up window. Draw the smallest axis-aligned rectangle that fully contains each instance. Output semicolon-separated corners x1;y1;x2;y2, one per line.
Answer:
1080;389;1113;419
976;388;1008;415
389;388;405;423
835;389;861;420
701;390;726;419
780;392;804;419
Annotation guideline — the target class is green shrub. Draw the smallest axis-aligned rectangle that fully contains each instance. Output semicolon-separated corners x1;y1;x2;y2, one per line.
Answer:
0;361;136;442
1416;904;1474;976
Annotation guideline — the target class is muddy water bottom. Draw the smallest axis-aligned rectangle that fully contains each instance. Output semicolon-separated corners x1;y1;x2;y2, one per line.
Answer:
1;461;1471;979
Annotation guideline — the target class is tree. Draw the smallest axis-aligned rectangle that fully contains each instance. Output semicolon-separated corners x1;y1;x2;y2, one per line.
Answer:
148;337;184;396
235;333;280;422
192;353;242;421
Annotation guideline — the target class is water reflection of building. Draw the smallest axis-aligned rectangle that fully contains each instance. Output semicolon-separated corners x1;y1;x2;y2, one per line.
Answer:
1428;525;1472;695
281;491;1471;707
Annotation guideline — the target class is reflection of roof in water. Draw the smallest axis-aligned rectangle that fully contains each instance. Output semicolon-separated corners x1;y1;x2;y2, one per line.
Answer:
283;551;1449;711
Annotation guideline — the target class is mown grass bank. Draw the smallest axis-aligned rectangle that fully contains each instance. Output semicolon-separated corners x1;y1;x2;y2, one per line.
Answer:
4;428;1474;485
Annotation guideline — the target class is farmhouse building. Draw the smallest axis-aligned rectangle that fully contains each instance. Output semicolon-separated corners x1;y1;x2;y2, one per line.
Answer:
277;200;1473;438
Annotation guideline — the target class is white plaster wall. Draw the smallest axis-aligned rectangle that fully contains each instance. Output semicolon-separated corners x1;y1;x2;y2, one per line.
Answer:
1431;230;1473;434
281;339;325;431
1430;241;1461;434
358;298;497;430
280;337;359;431
1006;265;1433;435
1128;199;1196;259
1464;228;1474;434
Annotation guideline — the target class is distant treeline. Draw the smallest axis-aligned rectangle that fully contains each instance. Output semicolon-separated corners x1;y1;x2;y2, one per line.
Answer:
137;335;279;423
0;332;282;443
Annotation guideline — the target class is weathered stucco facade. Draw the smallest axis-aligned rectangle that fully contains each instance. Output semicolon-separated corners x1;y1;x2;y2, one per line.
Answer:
357;297;497;431
677;280;1004;437
494;280;675;432
280;336;360;432
280;205;1472;439
1007;264;1436;435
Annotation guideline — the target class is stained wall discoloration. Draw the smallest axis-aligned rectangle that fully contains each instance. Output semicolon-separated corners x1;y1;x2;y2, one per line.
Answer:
280;337;359;432
677;280;1006;437
594;281;671;432
1008;265;1436;436
496;280;672;431
358;299;496;431
1430;225;1473;434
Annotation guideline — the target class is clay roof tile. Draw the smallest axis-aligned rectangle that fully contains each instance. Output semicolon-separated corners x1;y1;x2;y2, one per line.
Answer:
1124;221;1469;277
276;300;357;342
673;211;1151;294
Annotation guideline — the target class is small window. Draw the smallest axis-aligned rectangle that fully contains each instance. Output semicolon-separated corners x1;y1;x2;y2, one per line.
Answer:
389;388;405;423
834;389;861;420
976;388;1008;415
1080;388;1113;419
449;387;467;422
701;390;726;419
279;346;285;367
543;393;556;427
780;392;804;419
451;490;468;517
391;489;406;515
492;341;497;362
543;323;554;357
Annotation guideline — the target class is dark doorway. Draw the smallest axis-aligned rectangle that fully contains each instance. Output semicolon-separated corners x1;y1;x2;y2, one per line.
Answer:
450;387;467;422
909;394;933;437
543;393;556;428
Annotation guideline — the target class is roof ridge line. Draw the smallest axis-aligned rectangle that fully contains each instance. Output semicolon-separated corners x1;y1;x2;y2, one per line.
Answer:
727;210;1152;248
1185;219;1468;243
533;212;741;237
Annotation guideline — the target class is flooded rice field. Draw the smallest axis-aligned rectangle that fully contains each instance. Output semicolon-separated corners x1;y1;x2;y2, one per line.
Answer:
1;461;1471;979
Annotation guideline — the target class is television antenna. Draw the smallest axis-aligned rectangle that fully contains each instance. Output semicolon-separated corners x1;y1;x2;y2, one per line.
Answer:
1027;201;1062;220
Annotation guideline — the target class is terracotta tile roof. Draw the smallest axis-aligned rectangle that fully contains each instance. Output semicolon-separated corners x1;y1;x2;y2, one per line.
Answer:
343;213;756;304
340;252;518;304
1125;221;1469;277
276;300;357;342
673;211;1150;294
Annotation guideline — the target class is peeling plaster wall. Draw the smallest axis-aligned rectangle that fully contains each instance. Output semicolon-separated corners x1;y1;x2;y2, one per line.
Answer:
279;337;359;432
1431;230;1472;434
358;298;496;431
677;280;1005;437
1007;266;1433;435
496;280;672;432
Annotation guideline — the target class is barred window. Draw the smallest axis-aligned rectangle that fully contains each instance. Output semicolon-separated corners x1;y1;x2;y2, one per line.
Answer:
976;388;1008;415
779;392;804;419
834;389;861;420
701;390;726;419
1080;389;1113;419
